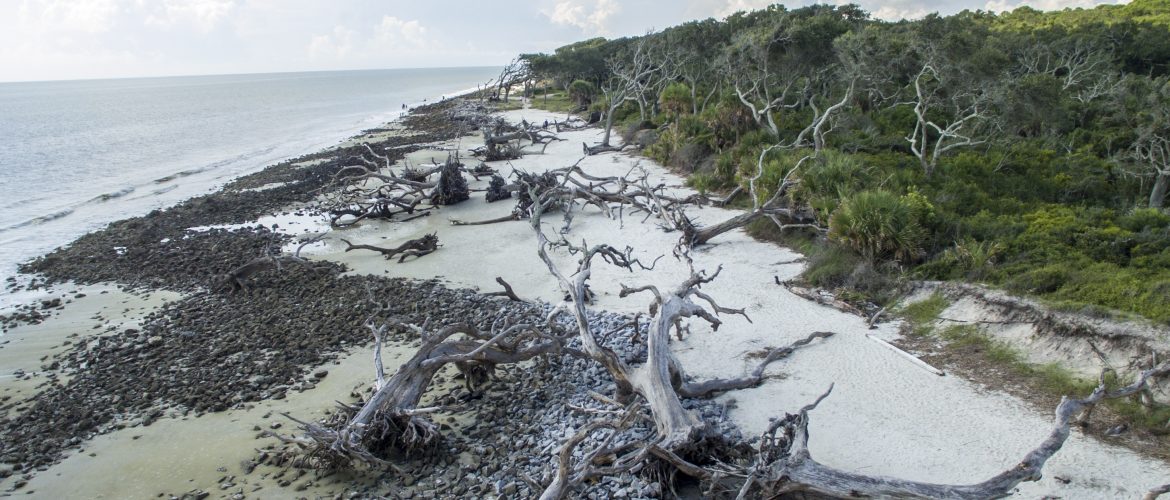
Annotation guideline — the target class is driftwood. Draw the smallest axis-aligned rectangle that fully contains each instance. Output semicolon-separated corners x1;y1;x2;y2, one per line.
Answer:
776;277;866;317
670;148;822;247
339;234;439;263
280;147;1170;498
528;192;839;496
485;277;524;302
477;117;561;160
583;141;630;156
429;157;470;206
1147;483;1170;500
485;174;512;202
216;235;327;292
278;319;575;468
318;145;437;227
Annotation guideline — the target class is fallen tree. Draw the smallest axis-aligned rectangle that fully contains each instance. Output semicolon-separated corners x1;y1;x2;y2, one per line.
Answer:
474;117;563;161
277;161;1170;498
217;234;330;292
339;233;440;263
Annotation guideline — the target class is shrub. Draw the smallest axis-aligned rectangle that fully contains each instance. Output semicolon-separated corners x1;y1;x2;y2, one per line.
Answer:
1005;264;1069;294
659;82;693;117
1118;207;1170;232
670;142;713;173
803;244;863;288
930;238;1004;280
829;190;926;262
900;293;949;326
794;151;869;222
567;80;598;106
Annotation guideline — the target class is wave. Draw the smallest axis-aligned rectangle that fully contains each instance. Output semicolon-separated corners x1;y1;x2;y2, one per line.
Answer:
152;144;281;185
0;208;75;233
154;167;209;184
86;186;136;203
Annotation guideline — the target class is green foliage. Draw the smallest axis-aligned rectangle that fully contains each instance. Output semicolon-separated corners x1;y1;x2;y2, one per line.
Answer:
529;92;579;114
829;190;927;262
922;238;1005;281
900;293;949;326
1119;207;1170;232
519;0;1170;324
802;243;864;289
567;80;598;106
792;151;870;223
659;82;693;117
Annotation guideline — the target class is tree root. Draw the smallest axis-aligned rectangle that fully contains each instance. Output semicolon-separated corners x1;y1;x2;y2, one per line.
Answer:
339;234;439;263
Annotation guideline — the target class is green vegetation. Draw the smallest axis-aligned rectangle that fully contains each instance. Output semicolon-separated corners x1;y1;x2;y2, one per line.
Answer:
521;0;1170;324
900;297;1170;430
899;293;949;331
529;92;580;114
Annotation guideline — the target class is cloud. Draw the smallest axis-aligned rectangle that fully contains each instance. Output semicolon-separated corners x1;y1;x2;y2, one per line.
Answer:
543;0;621;35
306;16;433;64
983;0;1126;13
689;0;935;20
714;0;774;17
307;25;356;60
20;0;120;34
143;0;237;32
371;15;428;50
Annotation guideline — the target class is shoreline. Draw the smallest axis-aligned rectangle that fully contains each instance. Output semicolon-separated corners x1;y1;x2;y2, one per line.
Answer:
0;72;495;294
1;96;1168;498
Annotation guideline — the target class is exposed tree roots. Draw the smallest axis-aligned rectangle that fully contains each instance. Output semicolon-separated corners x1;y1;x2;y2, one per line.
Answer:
339;234;440;263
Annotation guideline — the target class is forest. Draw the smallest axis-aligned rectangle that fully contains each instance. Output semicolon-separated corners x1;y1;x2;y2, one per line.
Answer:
519;0;1170;324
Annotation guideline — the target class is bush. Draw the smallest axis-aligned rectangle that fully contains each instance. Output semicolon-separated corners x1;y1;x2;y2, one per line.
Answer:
670;142;713;173
567;80;598;106
793;151;869;222
934;238;1004;280
1118;207;1170;232
829;190;927;262
803;244;863;289
1005;265;1069;294
659;82;693;117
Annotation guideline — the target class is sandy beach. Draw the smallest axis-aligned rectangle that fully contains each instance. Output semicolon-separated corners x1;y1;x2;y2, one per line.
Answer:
2;97;1168;499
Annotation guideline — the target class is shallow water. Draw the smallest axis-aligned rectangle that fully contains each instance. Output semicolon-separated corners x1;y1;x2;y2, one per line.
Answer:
0;67;499;294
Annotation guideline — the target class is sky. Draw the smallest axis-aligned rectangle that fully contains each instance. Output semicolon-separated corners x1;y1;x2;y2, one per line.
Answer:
0;0;1130;83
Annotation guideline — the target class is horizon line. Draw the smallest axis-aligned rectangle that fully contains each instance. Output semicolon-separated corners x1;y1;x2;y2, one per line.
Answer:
0;64;504;86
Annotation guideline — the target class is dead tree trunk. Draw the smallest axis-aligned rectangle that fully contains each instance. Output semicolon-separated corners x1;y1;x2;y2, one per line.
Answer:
282;320;573;467
339;234;440;263
430;157;470;206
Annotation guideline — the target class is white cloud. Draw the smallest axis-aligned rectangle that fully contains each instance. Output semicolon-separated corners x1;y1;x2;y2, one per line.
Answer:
143;0;237;32
714;0;774;17
307;25;356;60
543;0;621;35
984;0;1126;13
306;16;433;65
21;0;120;34
371;16;428;50
871;5;931;20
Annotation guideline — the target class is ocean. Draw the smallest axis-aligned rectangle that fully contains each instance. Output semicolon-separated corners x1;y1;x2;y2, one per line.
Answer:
0;66;499;293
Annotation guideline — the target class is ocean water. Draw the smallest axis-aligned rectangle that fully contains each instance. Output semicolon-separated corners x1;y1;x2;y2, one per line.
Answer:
0;67;499;289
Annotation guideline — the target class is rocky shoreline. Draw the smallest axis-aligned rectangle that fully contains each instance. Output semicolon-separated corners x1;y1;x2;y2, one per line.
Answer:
0;99;742;498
